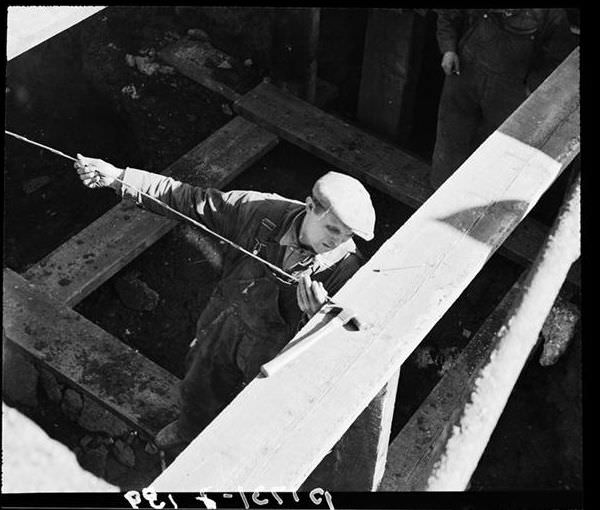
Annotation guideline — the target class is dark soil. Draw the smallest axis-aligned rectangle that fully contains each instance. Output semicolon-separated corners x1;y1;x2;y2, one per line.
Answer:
4;6;582;493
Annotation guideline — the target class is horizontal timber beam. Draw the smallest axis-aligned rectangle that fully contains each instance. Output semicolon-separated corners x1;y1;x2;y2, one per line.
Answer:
151;48;580;491
3;268;180;437
380;271;527;491
7;6;106;60
426;171;580;490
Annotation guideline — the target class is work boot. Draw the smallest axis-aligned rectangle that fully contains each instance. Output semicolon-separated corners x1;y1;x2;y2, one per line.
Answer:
154;419;195;451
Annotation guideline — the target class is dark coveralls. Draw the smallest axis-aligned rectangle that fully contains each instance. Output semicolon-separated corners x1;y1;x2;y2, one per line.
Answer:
430;9;575;188
120;168;363;437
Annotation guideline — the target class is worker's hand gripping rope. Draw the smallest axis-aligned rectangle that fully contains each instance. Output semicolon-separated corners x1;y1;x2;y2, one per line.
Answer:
75;154;123;188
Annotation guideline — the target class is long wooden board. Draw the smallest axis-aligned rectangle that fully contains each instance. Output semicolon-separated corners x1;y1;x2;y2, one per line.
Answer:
379;274;526;490
7;6;106;60
234;81;580;289
426;172;580;490
23;117;278;306
152;49;580;491
3;268;180;437
159;38;244;102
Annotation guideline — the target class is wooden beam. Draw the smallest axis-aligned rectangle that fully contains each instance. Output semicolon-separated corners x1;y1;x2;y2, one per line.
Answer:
304;8;320;104
235;80;432;208
158;38;243;101
426;171;580;490
23;117;278;306
3;268;180;438
380;274;527;490
151;49;579;491
381;221;580;490
233;80;580;289
357;9;425;144
300;369;400;490
7;6;106;60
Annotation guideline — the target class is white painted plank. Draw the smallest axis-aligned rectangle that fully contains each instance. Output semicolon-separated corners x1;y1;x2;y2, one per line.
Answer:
7;6;106;60
426;173;580;490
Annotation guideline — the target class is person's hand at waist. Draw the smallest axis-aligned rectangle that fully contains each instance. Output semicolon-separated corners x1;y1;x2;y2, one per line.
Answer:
74;154;125;191
296;274;328;318
441;51;460;75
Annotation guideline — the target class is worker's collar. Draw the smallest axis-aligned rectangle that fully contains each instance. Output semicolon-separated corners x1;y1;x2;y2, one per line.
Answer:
279;209;356;271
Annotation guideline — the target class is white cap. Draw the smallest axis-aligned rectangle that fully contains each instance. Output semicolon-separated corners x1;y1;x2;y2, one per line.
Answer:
312;171;376;241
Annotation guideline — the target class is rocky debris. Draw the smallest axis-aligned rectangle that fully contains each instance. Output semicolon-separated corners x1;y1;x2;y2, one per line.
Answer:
217;59;233;69
126;430;138;445
539;297;580;366
139;47;156;58
135;56;161;76
104;454;131;486
121;84;140;99
2;343;39;408
78;444;109;478
413;345;435;369
163;30;181;42
39;369;64;403
187;28;209;41
125;53;175;76
113;438;136;468
412;344;461;376
22;175;51;195
124;53;135;67
80;434;94;449
61;388;84;421
144;441;159;455
78;397;130;437
125;53;159;75
114;272;160;311
436;346;461;376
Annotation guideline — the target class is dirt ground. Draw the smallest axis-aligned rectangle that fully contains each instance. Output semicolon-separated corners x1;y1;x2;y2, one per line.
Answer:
4;6;582;492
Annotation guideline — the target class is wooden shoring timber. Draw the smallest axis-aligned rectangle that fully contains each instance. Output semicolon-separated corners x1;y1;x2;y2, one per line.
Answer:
151;49;580;492
381;251;580;490
300;369;400;491
158;38;243;102
380;272;528;491
235;81;432;208
425;171;580;491
23;116;278;306
357;9;425;144
3;268;181;437
7;6;106;60
233;80;580;290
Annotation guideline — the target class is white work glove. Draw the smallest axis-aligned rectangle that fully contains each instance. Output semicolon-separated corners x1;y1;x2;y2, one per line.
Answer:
74;154;124;190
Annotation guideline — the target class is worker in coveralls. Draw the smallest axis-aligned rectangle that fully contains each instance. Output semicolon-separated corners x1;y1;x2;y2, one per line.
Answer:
430;8;575;189
74;155;375;451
